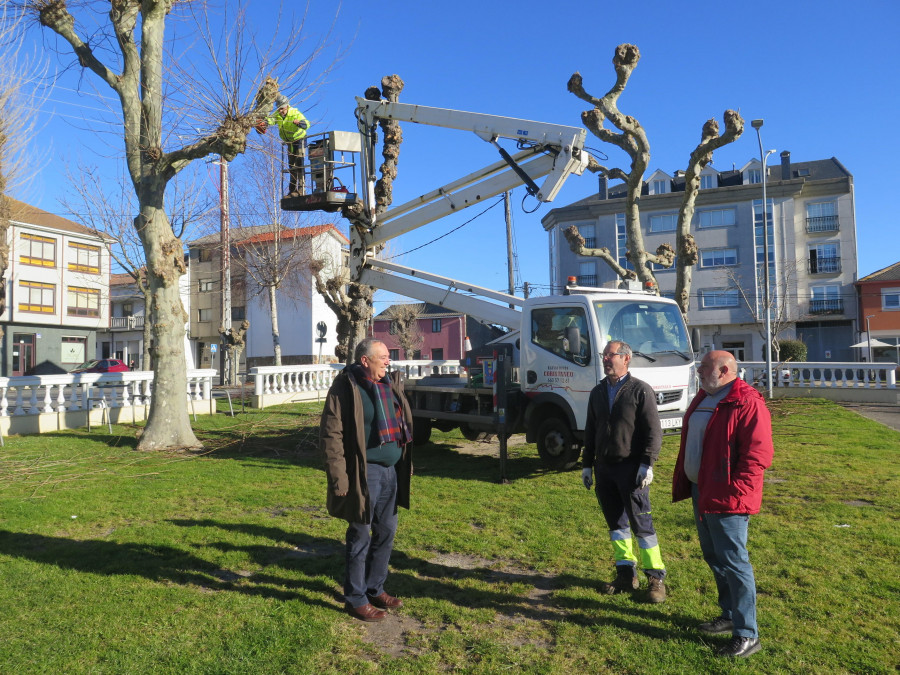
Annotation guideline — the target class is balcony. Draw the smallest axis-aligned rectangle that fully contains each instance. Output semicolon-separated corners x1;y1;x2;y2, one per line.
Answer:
111;315;145;331
809;298;843;315
576;274;597;286
806;215;840;233
808;257;841;274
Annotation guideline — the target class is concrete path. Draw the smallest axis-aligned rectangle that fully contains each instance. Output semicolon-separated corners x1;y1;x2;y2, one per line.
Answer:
838;402;900;433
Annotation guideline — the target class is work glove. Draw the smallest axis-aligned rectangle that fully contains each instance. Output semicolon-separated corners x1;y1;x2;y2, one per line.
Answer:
636;463;654;490
581;467;593;490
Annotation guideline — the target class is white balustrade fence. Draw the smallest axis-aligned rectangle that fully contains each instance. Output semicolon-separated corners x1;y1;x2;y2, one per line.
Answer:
738;361;898;403
249;360;464;409
0;369;217;436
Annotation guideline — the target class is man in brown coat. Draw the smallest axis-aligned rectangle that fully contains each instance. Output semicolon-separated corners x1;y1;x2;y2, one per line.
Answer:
320;338;413;622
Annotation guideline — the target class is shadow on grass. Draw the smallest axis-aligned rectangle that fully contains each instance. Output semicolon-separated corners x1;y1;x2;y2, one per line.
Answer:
166;518;706;645
0;528;335;608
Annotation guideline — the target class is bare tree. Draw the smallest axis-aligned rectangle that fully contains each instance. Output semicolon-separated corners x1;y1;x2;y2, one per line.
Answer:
26;0;334;450
565;44;743;315
723;261;801;360
63;164;211;370
0;5;45;339
388;304;424;359
314;74;405;364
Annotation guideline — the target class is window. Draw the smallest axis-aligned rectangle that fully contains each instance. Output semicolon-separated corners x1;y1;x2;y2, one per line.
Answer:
431;348;444;361
61;336;87;364
652;179;668;195
883;288;900;311
123;302;133;315
721;341;745;362
198;308;212;322
577;261;596;286
389;349;400;361
700;248;738;268
68;242;101;274
700;289;739;308
811;285;843;314
67;286;100;317
808;242;840;273
698;208;736;229
198;248;213;262
199;279;214;292
754;200;775;263
649;213;677;233
651;256;676;272
18;281;55;313
231;306;246;321
593;298;691;354
700;174;715;190
806;200;839;233
531;306;591;366
432;318;442;333
20;233;56;267
616;214;632;271
747;168;761;184
579;224;596;248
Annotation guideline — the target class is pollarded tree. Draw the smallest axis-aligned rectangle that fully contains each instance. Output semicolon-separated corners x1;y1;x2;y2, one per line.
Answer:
565;44;743;316
26;0;332;450
314;74;404;365
387;303;424;359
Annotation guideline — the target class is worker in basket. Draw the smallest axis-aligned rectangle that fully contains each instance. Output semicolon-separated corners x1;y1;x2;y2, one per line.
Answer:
256;94;310;197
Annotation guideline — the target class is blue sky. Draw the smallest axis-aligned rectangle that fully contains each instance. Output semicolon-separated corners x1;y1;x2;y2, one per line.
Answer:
20;0;900;309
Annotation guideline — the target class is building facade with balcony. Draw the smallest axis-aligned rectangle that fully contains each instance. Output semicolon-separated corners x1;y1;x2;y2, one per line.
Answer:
542;153;859;362
0;197;114;376
187;224;348;373
856;261;900;364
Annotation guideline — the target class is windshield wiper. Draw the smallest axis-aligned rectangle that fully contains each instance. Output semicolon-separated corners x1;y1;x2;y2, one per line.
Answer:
631;350;657;363
654;349;692;361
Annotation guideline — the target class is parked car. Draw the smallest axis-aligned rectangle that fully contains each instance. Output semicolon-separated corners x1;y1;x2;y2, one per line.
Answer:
69;359;130;374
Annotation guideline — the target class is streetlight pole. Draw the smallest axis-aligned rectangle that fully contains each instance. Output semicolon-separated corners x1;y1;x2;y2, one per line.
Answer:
751;119;776;398
865;314;875;362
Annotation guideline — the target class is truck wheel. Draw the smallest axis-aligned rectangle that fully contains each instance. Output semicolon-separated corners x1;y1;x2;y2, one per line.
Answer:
535;417;579;470
459;422;494;442
412;418;432;446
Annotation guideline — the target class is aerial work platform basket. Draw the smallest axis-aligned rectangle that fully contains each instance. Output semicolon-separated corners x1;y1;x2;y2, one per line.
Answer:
280;130;361;213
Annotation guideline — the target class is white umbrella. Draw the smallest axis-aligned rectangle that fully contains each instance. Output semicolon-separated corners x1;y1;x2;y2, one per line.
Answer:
849;338;893;349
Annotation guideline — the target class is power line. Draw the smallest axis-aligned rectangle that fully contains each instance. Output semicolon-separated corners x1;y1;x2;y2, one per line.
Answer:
388;197;504;259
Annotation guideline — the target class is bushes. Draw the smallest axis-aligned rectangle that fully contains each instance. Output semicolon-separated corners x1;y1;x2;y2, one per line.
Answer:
777;338;808;362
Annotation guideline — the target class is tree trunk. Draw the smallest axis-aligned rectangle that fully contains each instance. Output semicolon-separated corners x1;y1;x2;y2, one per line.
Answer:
135;199;200;451
269;284;282;366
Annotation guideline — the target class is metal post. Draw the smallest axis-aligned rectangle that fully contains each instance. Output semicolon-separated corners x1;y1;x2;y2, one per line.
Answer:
220;157;232;386
865;314;875;362
751;120;776;398
504;191;515;308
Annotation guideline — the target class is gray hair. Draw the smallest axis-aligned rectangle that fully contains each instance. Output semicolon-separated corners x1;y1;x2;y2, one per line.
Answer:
606;340;633;358
354;338;385;363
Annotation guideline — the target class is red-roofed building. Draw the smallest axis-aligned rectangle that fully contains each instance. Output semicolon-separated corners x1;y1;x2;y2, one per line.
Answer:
187;224;348;373
856;261;900;363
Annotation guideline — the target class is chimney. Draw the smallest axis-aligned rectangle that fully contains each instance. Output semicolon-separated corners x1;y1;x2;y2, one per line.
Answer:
781;150;791;180
598;174;608;200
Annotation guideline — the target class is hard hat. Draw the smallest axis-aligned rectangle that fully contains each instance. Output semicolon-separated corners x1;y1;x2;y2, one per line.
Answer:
275;94;289;109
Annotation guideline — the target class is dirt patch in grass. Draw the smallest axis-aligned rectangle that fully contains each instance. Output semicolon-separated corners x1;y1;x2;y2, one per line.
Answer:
843;499;876;507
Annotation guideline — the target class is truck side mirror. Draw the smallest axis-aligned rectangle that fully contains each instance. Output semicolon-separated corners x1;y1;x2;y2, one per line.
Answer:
564;326;581;353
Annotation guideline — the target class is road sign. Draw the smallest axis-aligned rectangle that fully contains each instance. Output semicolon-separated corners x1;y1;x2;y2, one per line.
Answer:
316;321;327;338
210;344;218;353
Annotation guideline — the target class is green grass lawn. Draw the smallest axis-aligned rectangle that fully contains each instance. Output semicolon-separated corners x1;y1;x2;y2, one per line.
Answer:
0;398;897;674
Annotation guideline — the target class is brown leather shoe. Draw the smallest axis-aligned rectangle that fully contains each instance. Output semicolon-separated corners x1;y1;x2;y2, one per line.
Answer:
368;592;403;609
345;602;386;622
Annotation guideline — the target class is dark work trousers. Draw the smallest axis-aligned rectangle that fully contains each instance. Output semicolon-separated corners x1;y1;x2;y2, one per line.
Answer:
344;462;399;608
595;460;665;579
287;140;306;194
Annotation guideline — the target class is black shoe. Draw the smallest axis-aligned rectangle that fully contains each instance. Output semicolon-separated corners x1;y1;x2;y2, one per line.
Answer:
716;636;761;658
599;566;639;595
698;615;734;635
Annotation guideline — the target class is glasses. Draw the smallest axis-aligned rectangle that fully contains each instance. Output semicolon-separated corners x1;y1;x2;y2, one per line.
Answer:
601;352;627;359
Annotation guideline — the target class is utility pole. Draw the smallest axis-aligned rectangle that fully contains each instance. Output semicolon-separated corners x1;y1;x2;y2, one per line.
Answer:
504;191;515;308
220;156;232;386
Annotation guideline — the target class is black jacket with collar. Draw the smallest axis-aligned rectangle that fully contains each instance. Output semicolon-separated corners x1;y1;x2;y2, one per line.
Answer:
582;374;662;468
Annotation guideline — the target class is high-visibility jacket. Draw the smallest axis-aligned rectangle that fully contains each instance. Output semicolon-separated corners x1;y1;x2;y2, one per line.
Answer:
267;106;309;143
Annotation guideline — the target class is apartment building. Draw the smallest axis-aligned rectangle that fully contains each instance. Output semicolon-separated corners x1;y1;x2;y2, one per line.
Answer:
187;224;348;371
541;152;858;362
856;261;900;364
0;197;114;376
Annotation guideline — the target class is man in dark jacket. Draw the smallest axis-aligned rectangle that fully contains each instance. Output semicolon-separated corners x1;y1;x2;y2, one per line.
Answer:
672;350;773;659
582;340;667;603
321;338;413;622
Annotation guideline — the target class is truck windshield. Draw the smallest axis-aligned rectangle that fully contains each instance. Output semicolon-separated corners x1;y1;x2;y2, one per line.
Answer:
593;299;690;356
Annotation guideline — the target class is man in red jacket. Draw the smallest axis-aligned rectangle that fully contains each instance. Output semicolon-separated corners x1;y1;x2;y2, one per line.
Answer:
673;351;773;659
